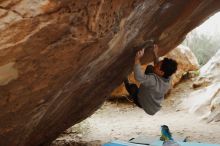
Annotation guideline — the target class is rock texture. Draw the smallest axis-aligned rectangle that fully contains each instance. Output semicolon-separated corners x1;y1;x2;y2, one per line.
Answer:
0;1;220;146
111;45;199;97
182;50;220;123
166;45;199;86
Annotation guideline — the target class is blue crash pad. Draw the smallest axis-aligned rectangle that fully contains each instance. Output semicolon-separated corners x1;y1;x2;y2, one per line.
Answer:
103;140;220;146
151;141;220;146
103;140;145;146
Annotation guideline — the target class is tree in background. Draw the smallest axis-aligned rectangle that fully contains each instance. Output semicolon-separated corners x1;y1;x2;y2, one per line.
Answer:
182;31;220;66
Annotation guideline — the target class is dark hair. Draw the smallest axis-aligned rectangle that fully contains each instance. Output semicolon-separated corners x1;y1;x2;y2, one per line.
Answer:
160;58;178;78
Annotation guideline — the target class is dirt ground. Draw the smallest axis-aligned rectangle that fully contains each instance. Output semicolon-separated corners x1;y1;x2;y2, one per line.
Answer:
52;80;220;146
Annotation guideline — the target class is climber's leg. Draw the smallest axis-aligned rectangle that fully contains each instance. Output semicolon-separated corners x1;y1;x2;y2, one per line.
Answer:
124;78;142;108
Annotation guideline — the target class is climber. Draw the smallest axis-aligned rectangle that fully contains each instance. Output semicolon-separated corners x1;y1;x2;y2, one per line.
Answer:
124;44;178;115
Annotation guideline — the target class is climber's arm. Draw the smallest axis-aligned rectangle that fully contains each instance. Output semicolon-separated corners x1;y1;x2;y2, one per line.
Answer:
134;49;145;83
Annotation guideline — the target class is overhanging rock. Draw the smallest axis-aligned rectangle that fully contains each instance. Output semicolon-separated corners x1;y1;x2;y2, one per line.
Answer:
0;0;220;146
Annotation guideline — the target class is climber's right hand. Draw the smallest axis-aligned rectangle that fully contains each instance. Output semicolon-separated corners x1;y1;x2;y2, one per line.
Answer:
135;49;145;64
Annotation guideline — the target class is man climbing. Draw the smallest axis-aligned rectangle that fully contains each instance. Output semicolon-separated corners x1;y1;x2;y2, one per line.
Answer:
124;44;178;115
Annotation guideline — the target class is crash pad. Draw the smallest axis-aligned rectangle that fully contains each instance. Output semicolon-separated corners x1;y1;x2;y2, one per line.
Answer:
103;140;220;146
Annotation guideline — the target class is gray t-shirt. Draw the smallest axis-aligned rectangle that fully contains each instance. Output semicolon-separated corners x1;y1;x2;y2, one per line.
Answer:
134;64;170;115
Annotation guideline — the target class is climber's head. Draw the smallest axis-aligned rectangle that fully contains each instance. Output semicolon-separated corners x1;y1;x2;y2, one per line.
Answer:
154;58;178;78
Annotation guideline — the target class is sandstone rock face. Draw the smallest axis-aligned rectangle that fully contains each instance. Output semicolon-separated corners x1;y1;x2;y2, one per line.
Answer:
111;45;199;97
0;1;220;146
166;45;199;86
181;50;220;122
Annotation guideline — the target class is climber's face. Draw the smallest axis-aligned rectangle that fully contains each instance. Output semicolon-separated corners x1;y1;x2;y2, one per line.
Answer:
153;61;164;77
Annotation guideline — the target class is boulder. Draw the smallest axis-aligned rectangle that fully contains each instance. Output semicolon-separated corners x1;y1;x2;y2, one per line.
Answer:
166;45;199;86
0;1;220;146
181;50;220;122
111;45;199;97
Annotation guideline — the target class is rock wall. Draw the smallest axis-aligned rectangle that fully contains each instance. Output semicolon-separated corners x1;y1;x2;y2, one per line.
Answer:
111;45;199;98
181;50;220;123
166;45;199;86
0;1;220;146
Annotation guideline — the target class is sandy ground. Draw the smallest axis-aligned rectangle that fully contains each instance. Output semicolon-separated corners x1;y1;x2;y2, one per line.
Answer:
52;80;220;145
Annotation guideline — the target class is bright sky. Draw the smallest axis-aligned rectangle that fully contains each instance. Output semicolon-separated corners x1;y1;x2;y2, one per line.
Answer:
194;12;220;37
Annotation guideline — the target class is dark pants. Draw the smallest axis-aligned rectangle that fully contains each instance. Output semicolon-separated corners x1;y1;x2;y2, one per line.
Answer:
124;65;154;108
